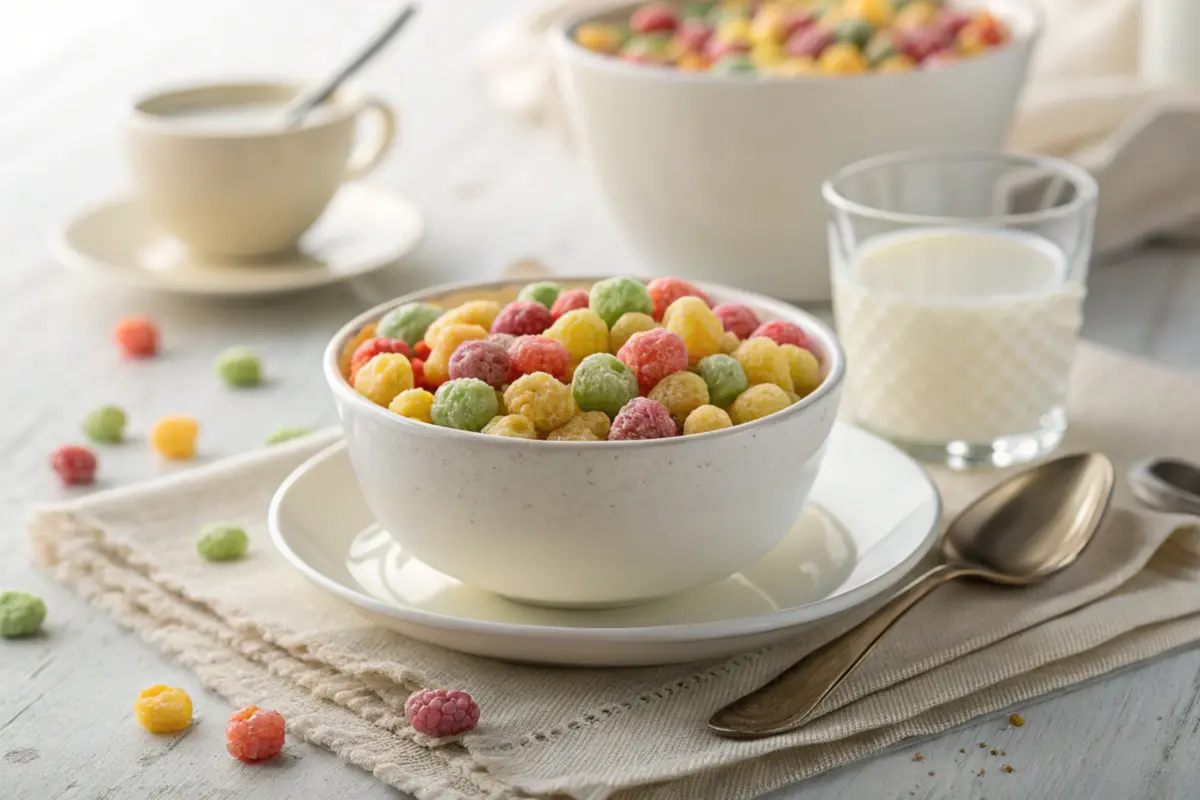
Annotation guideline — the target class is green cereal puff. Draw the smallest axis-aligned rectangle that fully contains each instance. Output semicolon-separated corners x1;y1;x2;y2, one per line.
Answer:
695;354;749;409
378;302;443;347
516;282;562;310
588;277;653;329
572;353;639;418
82;405;127;444
836;18;875;49
215;346;262;388
197;523;249;562
431;378;499;432
265;426;311;445
0;591;46;638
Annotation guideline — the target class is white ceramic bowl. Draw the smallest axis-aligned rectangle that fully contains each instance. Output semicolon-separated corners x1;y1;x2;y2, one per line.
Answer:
323;278;844;608
551;0;1041;301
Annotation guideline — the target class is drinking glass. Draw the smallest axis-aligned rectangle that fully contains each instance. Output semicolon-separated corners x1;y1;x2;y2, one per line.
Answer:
823;150;1099;469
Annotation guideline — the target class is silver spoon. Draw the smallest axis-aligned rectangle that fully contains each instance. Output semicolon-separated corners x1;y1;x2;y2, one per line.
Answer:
283;5;417;128
1128;456;1200;516
709;452;1115;739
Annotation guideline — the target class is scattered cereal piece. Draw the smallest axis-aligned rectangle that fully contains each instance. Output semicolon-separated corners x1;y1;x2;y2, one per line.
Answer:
683;404;733;435
226;706;286;762
114;316;159;358
150;416;199;460
549;289;590;321
695;354;749;408
378;303;443;348
504;373;577;433
609;312;659;354
648;370;710;429
197;523;249;562
265;425;311;445
978;769;986;777
589;276;654;328
990;749;998;756
781;343;822;397
1003;764;1014;773
912;752;924;762
609;397;676;440
50;445;97;486
349;337;411;381
517;281;562;309
729;383;792;425
425;301;502;349
491;300;554;337
353;353;415;406
545;308;610;367
572;353;639;418
509;335;571;381
482;414;539;440
751;320;811;350
339;323;377;376
979;743;987;748
134;685;193;734
664;296;724;365
82;405;127;444
1009;713;1024;727
432;379;501;432
405;688;480;738
617;328;689;394
389;388;436;423
214;345;263;388
449;341;512;389
733;337;794;392
0;591;46;638
647;276;712;321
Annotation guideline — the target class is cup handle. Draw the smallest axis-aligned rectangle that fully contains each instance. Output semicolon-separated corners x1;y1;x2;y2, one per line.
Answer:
344;97;396;181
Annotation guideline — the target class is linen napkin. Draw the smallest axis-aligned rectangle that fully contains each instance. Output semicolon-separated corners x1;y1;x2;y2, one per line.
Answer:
28;343;1200;800
475;0;1200;255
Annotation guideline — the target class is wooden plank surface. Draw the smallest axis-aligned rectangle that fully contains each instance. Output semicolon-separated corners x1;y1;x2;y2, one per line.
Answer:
2;2;1199;798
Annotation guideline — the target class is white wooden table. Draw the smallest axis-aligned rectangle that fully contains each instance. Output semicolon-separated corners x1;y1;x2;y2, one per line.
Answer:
3;2;1200;798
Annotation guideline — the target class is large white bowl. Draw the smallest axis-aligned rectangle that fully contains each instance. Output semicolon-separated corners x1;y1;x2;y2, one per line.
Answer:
323;278;844;608
552;0;1041;301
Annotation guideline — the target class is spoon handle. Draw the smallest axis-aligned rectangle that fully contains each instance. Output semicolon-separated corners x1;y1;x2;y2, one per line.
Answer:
709;563;971;738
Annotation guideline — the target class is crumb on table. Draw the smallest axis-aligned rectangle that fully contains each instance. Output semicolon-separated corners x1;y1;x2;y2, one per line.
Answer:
1009;713;1025;727
978;769;986;776
1003;764;1015;774
913;751;924;762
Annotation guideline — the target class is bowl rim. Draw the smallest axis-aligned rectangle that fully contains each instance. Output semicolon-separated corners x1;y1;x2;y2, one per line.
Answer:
550;0;1043;84
323;275;845;448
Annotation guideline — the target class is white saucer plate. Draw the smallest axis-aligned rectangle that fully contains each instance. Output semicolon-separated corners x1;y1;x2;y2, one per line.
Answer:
53;182;423;297
268;424;940;666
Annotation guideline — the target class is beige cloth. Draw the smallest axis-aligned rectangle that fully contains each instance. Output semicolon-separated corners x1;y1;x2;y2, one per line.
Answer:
475;0;1200;255
28;343;1200;800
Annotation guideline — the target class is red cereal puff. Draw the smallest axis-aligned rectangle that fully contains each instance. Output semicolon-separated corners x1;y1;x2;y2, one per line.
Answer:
617;328;688;395
712;303;762;340
405;689;480;738
349;337;412;381
50;445;97;486
226;706;286;763
509;335;570;380
411;357;425;388
449;340;512;389
646;277;712;321
630;1;678;34
113;316;159;358
549;289;590;321
609;397;677;440
413;340;432;360
751;320;811;350
491;300;553;337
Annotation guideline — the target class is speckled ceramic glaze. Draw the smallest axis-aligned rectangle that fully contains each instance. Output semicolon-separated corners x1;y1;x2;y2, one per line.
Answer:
324;277;844;607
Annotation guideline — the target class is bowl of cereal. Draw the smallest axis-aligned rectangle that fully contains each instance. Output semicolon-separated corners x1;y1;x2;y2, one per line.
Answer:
552;0;1040;301
324;276;843;607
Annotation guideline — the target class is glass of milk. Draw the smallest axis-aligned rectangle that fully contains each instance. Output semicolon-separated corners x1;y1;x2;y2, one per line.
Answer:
823;150;1098;470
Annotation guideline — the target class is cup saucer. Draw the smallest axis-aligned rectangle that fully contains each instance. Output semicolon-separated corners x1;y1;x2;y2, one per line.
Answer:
268;424;941;667
52;182;423;297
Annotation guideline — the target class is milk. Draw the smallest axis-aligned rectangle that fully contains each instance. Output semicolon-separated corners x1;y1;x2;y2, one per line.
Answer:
833;228;1084;446
161;103;287;133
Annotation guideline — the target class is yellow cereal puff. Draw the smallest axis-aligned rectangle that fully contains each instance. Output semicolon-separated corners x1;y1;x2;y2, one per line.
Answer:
353;353;414;407
134;685;193;734
482;414;539;439
733;337;794;393
424;301;502;349
664;297;723;366
609;312;659;354
388;388;435;423
547;415;603;441
844;0;894;27
423;323;488;386
504;372;578;433
818;43;868;75
877;54;916;73
781;344;822;397
719;330;741;354
545;309;609;367
648;371;710;429
577;410;612;439
574;22;624;54
730;384;792;424
150;416;199;460
339;323;377;377
683;404;734;435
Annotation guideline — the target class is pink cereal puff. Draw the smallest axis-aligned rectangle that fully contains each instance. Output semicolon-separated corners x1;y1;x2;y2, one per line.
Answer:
448;340;512;389
646;277;712;321
750;320;811;351
609;397;677;440
712;303;762;341
509;335;571;381
549;289;590;321
617;328;688;395
225;706;286;763
491;301;553;337
405;689;480;738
